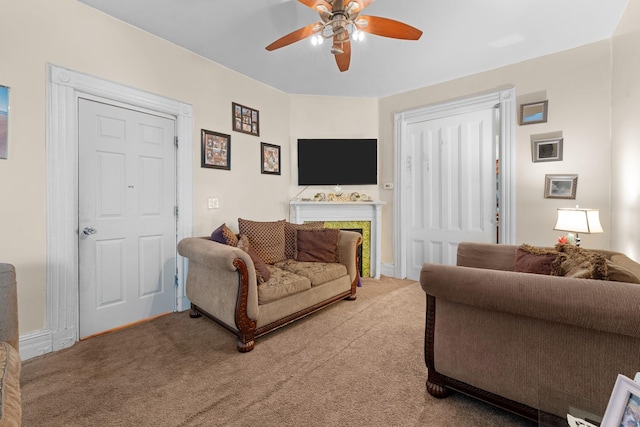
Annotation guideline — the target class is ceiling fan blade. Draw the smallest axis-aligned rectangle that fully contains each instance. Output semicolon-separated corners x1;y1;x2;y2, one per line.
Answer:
297;0;332;11
357;15;423;40
266;22;321;51
333;34;351;72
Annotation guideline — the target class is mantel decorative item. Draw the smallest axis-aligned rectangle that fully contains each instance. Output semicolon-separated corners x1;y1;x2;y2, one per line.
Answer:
232;102;259;136
520;100;548;125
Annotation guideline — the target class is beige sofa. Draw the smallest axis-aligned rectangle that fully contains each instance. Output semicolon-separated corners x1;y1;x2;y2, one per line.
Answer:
420;242;640;423
0;263;21;427
178;220;362;352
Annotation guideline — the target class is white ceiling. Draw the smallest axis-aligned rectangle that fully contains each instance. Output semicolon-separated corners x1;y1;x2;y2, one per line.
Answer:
76;0;629;98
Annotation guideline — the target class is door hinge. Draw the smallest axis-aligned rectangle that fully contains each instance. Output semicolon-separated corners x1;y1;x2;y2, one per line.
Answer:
174;206;178;218
174;136;179;148
174;275;179;288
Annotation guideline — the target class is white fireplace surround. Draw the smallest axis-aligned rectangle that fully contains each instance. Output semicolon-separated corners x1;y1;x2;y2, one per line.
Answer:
290;201;385;278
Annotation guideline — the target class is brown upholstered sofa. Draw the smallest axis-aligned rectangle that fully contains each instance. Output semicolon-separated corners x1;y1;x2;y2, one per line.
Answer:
0;263;21;426
178;220;361;352
420;242;640;423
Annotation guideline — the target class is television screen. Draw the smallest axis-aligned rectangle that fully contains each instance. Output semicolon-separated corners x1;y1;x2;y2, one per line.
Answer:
297;138;377;186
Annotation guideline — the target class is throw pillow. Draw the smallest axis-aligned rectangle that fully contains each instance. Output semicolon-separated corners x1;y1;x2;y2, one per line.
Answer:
238;218;286;264
513;244;559;275
605;260;640;283
552;244;607;279
210;223;239;247
296;228;340;263
284;221;325;259
237;235;271;283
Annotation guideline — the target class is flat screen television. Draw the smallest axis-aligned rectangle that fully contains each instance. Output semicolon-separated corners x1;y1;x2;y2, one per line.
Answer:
297;138;377;185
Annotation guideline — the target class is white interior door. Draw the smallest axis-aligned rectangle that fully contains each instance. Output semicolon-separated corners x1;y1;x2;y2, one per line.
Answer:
405;107;496;280
78;98;177;338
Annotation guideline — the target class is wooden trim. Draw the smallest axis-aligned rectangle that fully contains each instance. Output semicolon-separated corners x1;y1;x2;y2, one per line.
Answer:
233;258;257;352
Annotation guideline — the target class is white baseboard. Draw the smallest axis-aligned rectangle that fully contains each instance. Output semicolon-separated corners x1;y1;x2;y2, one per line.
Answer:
380;263;398;278
19;330;54;361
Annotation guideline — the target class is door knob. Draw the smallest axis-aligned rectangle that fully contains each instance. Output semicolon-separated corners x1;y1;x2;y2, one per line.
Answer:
82;227;97;235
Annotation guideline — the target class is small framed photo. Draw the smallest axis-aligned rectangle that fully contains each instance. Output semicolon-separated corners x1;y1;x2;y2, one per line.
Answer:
520;100;548;125
261;142;281;175
201;129;231;170
232;102;259;136
600;374;640;427
544;174;578;199
532;137;563;162
0;85;8;159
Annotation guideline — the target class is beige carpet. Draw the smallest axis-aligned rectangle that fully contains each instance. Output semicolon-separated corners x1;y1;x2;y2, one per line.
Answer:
21;277;535;426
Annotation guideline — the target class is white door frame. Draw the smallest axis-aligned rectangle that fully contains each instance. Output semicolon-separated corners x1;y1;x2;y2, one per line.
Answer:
393;88;517;279
21;64;193;359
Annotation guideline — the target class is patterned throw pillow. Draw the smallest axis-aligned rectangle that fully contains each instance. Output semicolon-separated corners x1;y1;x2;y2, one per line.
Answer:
284;221;324;259
552;244;607;279
237;235;271;283
210;223;238;247
296;228;340;263
238;218;286;264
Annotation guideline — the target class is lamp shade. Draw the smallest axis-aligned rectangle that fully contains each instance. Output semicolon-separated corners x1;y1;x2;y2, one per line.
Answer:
554;208;604;234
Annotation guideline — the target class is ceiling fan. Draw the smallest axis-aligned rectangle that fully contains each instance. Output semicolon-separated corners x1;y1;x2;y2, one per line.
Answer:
265;0;423;72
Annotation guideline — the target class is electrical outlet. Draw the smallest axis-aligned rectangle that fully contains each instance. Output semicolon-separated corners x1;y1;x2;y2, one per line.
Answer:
208;198;219;209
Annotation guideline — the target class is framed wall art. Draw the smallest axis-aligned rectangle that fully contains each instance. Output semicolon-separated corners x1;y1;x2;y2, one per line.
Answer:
600;374;640;427
0;85;8;159
201;129;231;170
232;102;259;136
532;137;563;162
261;142;281;175
520;100;548;125
544;174;578;199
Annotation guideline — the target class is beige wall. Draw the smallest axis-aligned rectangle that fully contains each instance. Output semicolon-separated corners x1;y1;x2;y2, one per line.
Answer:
378;41;613;264
1;0;636;340
612;1;640;262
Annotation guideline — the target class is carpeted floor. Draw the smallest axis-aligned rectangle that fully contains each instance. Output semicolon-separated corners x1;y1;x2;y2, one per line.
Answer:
21;277;536;426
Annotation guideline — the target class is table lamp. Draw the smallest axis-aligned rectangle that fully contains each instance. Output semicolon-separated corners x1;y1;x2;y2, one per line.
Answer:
553;207;603;246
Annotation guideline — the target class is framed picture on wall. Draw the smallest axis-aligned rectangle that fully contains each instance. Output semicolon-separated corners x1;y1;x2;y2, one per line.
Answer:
520;100;548;125
261;142;281;175
232;102;259;136
201;129;231;170
532;137;563;162
544;174;578;199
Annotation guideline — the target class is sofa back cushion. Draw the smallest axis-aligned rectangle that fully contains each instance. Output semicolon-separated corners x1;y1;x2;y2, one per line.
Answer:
238;218;286;264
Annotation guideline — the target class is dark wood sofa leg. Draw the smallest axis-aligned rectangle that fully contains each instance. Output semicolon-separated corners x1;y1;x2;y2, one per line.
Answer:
426;371;449;398
237;338;255;353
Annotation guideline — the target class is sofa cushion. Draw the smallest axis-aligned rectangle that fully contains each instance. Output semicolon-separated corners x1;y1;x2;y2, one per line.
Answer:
237;235;270;283
258;266;311;304
606;260;640;283
238;218;286;264
552;244;607;279
295;228;340;263
284;221;324;259
210;223;238;247
513;244;558;275
274;259;347;286
0;342;21;427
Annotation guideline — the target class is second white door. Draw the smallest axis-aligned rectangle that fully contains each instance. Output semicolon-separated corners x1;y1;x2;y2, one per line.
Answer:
405;107;496;280
78;98;177;338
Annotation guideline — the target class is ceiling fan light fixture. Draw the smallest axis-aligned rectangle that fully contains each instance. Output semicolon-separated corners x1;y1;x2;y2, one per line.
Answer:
311;34;324;46
355;18;368;28
345;1;360;14
330;45;344;55
352;29;365;41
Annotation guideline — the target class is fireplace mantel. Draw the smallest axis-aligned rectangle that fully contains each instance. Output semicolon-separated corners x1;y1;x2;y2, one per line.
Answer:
290;201;385;278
